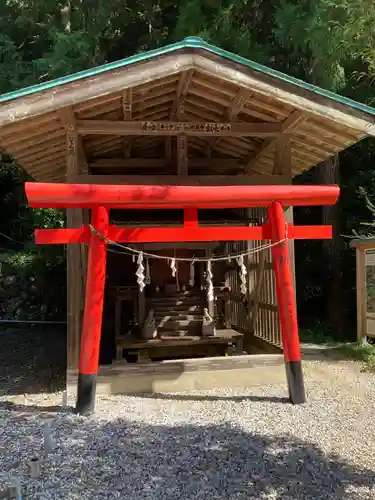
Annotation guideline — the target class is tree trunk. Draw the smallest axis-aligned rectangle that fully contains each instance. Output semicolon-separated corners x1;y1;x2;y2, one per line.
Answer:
315;154;344;336
61;1;71;32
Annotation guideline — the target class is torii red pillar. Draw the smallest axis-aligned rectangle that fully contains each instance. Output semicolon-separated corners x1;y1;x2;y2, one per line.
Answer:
25;182;340;415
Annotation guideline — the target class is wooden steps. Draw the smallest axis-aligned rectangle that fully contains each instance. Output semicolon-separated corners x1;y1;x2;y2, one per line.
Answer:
115;290;244;363
149;290;204;337
115;329;244;363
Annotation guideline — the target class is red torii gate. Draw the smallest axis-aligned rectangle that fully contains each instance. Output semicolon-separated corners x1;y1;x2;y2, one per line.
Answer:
25;182;340;415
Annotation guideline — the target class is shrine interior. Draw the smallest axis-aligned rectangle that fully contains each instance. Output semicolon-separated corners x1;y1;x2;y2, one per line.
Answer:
100;207;271;364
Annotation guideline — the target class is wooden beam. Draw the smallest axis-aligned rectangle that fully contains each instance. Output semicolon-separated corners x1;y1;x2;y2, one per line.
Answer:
273;135;292;177
250;252;266;332
175;74;194;175
177;132;188;174
168;70;193;168
241;111;307;171
88;157;240;170
356;248;366;342
70;174;293;186
76;120;282;136
60;107;90;369
60;108;79;179
122;88;132;158
206;88;252;157
171;70;194;118
205;138;220;157
60;107;85;370
228;88;252;120
177;100;188;175
60;107;88;174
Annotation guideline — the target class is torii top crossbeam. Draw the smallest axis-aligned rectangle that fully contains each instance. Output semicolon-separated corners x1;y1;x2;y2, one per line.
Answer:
26;183;339;209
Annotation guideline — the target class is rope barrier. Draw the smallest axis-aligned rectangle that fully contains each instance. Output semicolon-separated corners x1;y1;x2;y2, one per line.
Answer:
89;225;287;263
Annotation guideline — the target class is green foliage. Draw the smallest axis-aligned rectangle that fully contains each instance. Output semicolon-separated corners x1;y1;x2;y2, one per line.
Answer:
300;322;375;372
0;246;66;320
0;155;65;320
337;341;375;372
0;0;375;330
299;322;337;344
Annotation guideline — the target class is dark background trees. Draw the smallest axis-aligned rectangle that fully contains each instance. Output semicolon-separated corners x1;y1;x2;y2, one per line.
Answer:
1;0;375;338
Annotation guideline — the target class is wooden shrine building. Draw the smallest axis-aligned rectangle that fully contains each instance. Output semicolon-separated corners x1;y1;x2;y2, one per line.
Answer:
1;37;375;412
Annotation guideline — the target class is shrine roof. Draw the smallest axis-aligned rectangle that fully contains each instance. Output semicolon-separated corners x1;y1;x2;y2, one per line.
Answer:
0;36;375;181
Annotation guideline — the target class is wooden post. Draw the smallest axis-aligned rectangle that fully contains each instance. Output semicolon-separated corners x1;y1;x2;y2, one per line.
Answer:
356;248;366;343
206;248;215;317
249;252;266;333
61;107;89;370
138;288;146;326
76;206;109;415
122;89;132;158
274;135;297;308
177;99;188;175
66;128;83;370
268;201;305;404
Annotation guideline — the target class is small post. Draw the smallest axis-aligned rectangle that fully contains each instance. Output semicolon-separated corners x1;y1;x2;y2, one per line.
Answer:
76;206;109;415
28;458;41;478
138;288;146;326
206;248;215;317
356;247;366;343
267;201;305;404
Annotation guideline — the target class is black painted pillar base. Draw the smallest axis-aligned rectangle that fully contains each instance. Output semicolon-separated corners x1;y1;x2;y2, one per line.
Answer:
285;360;306;404
75;373;97;415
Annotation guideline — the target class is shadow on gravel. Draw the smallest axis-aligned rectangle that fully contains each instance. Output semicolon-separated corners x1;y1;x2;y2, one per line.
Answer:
0;326;66;396
128;393;290;404
1;417;374;499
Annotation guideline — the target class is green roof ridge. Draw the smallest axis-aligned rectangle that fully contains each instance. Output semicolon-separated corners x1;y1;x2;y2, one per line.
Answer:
0;36;374;119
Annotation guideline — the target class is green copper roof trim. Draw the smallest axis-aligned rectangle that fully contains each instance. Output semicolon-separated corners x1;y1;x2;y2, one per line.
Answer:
0;40;187;103
1;36;375;120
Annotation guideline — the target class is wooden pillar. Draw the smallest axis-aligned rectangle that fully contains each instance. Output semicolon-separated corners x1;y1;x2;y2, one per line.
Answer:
66;128;83;370
273;136;297;312
177;100;188;175
61;108;89;370
76;206;109;415
122;89;132;158
268;202;305;404
356;247;366;343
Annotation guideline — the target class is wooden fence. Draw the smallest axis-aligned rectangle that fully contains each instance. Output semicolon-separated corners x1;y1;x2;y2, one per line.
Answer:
225;208;282;349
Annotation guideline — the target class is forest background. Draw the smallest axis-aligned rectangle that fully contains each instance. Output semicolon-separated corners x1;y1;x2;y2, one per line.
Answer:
1;0;375;341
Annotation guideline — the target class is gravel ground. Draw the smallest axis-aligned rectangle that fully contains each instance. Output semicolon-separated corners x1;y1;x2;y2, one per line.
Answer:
0;327;375;499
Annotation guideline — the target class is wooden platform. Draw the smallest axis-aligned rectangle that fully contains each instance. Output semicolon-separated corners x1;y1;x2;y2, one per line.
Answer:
67;353;285;396
115;329;244;362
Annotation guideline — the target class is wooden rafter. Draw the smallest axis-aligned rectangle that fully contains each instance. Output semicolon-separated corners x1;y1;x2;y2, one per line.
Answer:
173;69;194;117
242;111;307;172
229;89;252;119
122;88;132;158
206;88;251;157
76;120;282;136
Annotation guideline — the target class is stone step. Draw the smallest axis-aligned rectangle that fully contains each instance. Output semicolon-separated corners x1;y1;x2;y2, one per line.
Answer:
151;303;203;311
159;330;199;338
153;290;204;297
157;319;202;329
151;296;203;304
154;313;202;321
